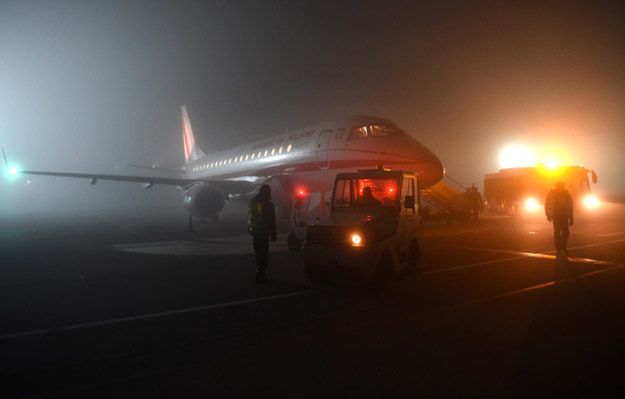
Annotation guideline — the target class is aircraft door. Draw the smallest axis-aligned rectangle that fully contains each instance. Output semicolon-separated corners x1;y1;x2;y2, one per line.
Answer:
316;129;333;169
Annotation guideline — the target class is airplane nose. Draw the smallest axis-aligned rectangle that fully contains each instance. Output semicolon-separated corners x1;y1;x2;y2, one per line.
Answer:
411;142;444;188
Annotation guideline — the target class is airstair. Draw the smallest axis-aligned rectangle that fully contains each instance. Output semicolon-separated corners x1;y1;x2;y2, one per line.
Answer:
419;175;472;221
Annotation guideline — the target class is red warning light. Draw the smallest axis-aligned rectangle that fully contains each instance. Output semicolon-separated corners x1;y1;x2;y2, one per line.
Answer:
295;186;307;198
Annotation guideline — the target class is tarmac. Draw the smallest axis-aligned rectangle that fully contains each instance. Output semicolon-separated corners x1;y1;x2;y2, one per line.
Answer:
1;203;625;398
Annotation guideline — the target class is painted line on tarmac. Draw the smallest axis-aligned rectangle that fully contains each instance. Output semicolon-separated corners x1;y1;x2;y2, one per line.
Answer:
424;238;625;275
0;288;326;341
111;236;288;256
461;262;625;307
597;231;625;238
423;256;527;275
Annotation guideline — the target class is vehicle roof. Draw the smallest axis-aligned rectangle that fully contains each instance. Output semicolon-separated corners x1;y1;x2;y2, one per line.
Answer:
335;169;415;179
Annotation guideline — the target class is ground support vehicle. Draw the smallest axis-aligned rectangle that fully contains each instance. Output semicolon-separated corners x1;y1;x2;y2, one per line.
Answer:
305;168;421;286
483;165;598;216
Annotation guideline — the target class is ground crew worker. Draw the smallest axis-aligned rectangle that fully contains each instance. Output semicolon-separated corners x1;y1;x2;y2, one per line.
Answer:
248;184;277;282
469;185;483;220
545;181;574;256
356;187;381;207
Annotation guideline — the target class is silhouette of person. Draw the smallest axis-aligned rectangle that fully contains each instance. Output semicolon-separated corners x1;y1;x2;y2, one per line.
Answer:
469;185;483;220
248;184;277;282
545;181;574;256
356;186;381;207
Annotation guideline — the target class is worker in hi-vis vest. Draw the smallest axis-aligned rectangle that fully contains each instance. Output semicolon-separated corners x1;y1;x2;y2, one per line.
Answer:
248;184;277;282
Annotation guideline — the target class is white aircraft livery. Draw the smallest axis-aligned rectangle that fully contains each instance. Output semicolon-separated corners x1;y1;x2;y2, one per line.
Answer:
22;106;444;222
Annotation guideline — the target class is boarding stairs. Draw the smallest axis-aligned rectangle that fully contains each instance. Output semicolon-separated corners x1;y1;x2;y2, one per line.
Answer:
419;175;471;221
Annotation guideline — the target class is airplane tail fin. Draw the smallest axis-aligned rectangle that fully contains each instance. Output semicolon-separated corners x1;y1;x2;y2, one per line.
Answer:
181;105;206;163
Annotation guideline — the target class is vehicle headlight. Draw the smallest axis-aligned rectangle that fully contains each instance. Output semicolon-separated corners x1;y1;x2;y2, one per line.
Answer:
524;197;541;213
582;194;600;209
349;232;364;247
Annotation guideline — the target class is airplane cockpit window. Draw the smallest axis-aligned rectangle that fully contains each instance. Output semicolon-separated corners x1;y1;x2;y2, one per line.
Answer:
369;124;402;137
348;126;368;140
348;124;404;140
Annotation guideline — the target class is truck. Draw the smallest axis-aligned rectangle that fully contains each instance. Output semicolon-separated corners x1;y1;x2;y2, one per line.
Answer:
483;165;599;215
305;168;421;286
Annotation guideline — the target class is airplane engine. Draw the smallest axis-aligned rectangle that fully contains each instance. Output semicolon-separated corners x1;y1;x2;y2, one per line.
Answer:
183;185;225;220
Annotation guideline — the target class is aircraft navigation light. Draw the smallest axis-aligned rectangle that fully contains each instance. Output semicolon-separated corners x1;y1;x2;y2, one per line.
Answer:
4;164;21;180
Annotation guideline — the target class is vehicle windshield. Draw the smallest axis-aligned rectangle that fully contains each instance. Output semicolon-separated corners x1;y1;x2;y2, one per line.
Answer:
332;177;399;210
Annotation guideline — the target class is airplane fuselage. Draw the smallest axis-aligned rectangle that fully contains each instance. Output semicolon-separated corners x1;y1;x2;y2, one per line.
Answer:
183;115;443;192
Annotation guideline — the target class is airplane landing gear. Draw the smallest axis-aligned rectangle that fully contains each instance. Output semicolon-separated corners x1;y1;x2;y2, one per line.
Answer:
187;215;195;233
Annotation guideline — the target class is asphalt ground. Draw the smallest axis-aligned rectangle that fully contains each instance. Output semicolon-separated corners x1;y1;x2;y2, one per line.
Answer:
1;203;625;398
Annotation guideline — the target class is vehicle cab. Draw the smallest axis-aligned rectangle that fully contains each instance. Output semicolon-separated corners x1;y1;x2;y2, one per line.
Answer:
305;168;421;286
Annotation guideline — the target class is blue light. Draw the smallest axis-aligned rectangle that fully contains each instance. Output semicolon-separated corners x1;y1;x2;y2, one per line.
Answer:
3;164;21;180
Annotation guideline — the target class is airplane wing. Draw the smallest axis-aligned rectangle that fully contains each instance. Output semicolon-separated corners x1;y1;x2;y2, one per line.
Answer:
126;163;184;173
21;170;255;194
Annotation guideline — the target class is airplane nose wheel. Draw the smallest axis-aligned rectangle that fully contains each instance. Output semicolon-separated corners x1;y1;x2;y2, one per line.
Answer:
187;215;195;233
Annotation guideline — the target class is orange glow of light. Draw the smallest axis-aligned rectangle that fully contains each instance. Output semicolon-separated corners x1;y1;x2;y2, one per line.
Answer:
499;144;536;169
499;143;573;170
523;197;541;213
349;232;364;247
582;194;600;210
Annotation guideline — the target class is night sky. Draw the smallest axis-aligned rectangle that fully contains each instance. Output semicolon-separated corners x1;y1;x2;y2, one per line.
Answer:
2;1;624;213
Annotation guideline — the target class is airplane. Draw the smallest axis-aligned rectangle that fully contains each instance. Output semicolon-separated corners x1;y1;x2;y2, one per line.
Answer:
20;106;444;228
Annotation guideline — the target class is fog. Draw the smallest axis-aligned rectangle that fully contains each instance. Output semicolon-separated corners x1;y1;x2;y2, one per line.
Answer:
2;1;624;216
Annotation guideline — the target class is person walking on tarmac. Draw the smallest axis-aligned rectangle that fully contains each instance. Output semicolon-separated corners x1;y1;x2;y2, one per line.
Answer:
469;184;483;220
248;184;277;282
545;181;574;256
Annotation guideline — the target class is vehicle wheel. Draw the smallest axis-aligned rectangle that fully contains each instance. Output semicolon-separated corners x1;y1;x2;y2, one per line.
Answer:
407;240;421;271
373;251;393;288
287;232;302;251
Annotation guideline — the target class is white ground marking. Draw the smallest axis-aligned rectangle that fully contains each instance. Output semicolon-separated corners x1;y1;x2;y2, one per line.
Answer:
0;288;325;341
425;237;625;275
597;231;625;237
111;235;288;256
460;262;625;308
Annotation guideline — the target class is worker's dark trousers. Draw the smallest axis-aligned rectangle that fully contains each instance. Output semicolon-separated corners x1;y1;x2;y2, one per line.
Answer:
252;233;270;276
552;216;570;253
